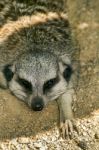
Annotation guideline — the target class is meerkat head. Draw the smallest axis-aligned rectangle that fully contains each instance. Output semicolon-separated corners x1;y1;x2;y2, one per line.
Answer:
0;50;73;111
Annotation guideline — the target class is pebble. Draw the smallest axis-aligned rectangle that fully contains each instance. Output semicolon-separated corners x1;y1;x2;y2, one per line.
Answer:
95;131;99;139
33;142;43;148
18;137;30;144
0;116;99;150
77;140;88;150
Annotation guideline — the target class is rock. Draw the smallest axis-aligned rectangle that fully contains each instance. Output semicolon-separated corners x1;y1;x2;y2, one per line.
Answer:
95;132;99;139
18;137;30;144
77;140;88;150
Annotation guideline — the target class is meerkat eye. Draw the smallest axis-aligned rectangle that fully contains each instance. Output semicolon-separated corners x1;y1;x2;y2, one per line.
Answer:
43;77;59;93
17;77;32;91
63;65;73;82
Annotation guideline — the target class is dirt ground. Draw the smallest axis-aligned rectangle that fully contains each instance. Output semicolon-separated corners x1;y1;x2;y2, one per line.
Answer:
0;0;99;149
67;0;99;118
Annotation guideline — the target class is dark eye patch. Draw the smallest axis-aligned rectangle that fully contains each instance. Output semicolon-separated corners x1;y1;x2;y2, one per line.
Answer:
43;76;59;93
63;65;73;82
17;77;32;91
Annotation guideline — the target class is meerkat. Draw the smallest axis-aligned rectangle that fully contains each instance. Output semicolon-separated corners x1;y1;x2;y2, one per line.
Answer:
0;0;78;138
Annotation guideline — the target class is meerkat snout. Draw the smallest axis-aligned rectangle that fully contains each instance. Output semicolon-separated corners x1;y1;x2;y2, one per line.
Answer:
31;96;44;111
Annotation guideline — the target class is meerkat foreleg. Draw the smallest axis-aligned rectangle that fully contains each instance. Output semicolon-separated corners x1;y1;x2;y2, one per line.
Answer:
57;89;75;138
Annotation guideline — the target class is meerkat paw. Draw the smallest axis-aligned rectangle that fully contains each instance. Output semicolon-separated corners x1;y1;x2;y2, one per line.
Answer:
60;119;77;139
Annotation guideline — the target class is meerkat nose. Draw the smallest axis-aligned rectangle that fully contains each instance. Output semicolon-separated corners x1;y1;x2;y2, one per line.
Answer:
31;96;44;111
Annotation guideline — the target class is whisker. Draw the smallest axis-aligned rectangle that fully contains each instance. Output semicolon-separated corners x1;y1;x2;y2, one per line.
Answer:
11;89;27;98
11;89;27;93
49;90;66;100
11;88;32;95
12;92;26;98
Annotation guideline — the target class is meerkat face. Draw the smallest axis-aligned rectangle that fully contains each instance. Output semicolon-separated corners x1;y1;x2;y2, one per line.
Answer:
1;50;73;111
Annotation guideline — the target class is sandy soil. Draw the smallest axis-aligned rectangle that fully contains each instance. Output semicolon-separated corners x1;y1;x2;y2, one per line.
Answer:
67;0;99;118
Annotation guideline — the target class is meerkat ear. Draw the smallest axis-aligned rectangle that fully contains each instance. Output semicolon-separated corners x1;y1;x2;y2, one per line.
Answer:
63;65;73;82
3;64;14;82
0;64;15;89
58;56;73;82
